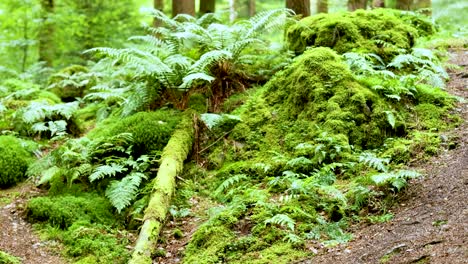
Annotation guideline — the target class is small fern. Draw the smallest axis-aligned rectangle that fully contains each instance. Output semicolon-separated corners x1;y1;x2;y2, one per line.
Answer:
105;172;147;213
264;214;295;231
214;174;248;197
359;152;390;172
89;164;127;182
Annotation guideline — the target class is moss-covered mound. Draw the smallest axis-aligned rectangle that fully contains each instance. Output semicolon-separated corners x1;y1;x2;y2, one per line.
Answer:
265;47;397;149
0;136;32;188
178;47;458;263
287;9;434;62
26;193;117;229
27;193;130;263
88;109;181;155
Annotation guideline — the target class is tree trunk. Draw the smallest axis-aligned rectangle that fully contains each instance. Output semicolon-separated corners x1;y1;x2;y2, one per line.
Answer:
286;0;310;17
129;114;194;264
317;0;328;13
347;0;367;11
372;0;385;8
247;0;256;17
172;0;195;17
200;0;216;14
396;0;412;10
153;0;164;27
39;0;54;66
229;0;237;22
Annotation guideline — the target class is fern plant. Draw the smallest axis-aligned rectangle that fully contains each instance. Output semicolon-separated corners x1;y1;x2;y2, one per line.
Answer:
86;9;294;113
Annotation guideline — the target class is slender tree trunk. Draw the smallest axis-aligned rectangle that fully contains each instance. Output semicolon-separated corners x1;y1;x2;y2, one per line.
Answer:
39;0;54;66
153;0;164;27
129;115;194;264
21;9;29;72
247;0;256;17
372;0;385;8
396;0;412;10
172;0;195;17
317;0;328;13
229;0;237;22
347;0;367;11
286;0;310;17
200;0;215;14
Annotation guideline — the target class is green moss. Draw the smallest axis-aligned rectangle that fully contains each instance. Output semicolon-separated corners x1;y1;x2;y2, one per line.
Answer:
88;109;181;155
287;9;434;62
26;193;118;229
229;243;308;264
188;93;208;113
183;226;236;264
0;251;20;264
38;220;130;264
0;136;32;188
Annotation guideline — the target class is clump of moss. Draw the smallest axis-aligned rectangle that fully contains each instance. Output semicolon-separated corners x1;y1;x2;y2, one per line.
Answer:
265;47;391;149
88;109;181;155
26;193;118;229
287;9;434;62
0;136;32;188
0;251;20;264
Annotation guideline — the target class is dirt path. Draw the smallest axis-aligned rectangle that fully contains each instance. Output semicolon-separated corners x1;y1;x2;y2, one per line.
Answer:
0;183;65;264
299;49;468;264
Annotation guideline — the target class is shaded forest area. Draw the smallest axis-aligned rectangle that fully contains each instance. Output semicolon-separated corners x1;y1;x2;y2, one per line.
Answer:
0;0;466;263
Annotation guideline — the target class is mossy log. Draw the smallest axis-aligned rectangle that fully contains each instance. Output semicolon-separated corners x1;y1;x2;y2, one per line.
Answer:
129;114;194;264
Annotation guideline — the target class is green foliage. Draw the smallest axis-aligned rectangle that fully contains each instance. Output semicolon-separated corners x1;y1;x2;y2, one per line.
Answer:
86;8;294;112
27;193;117;229
0;135;32;188
287;9;434;62
0;251;20;264
88;110;181;155
37;221;130;263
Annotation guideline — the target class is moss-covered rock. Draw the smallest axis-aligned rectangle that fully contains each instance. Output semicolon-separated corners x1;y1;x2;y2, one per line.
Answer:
0;136;32;188
26;193;118;229
88;110;181;155
265;47;392;149
287;9;434;62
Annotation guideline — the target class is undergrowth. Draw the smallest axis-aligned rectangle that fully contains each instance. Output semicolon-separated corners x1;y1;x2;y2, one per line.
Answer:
171;40;459;262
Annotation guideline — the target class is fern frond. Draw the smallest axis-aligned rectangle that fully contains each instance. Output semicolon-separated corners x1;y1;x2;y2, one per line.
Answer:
265;214;295;231
105;172;147;212
358;152;389;172
215;174;248;196
89;163;127;182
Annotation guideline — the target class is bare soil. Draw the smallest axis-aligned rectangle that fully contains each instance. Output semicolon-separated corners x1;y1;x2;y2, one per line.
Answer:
299;49;468;264
0;183;65;264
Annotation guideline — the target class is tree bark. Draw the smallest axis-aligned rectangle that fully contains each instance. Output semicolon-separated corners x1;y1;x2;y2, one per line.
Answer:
372;0;385;8
317;0;328;13
39;0;54;66
229;0;237;22
396;0;412;10
153;0;164;27
129;114;194;264
200;0;216;14
172;0;195;17
247;0;256;17
347;0;367;11
286;0;310;17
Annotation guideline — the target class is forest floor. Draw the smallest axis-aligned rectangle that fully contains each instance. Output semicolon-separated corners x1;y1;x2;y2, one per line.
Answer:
299;49;468;264
0;183;66;263
0;50;466;264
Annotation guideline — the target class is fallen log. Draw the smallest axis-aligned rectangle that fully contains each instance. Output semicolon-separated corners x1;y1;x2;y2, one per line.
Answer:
129;113;195;264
